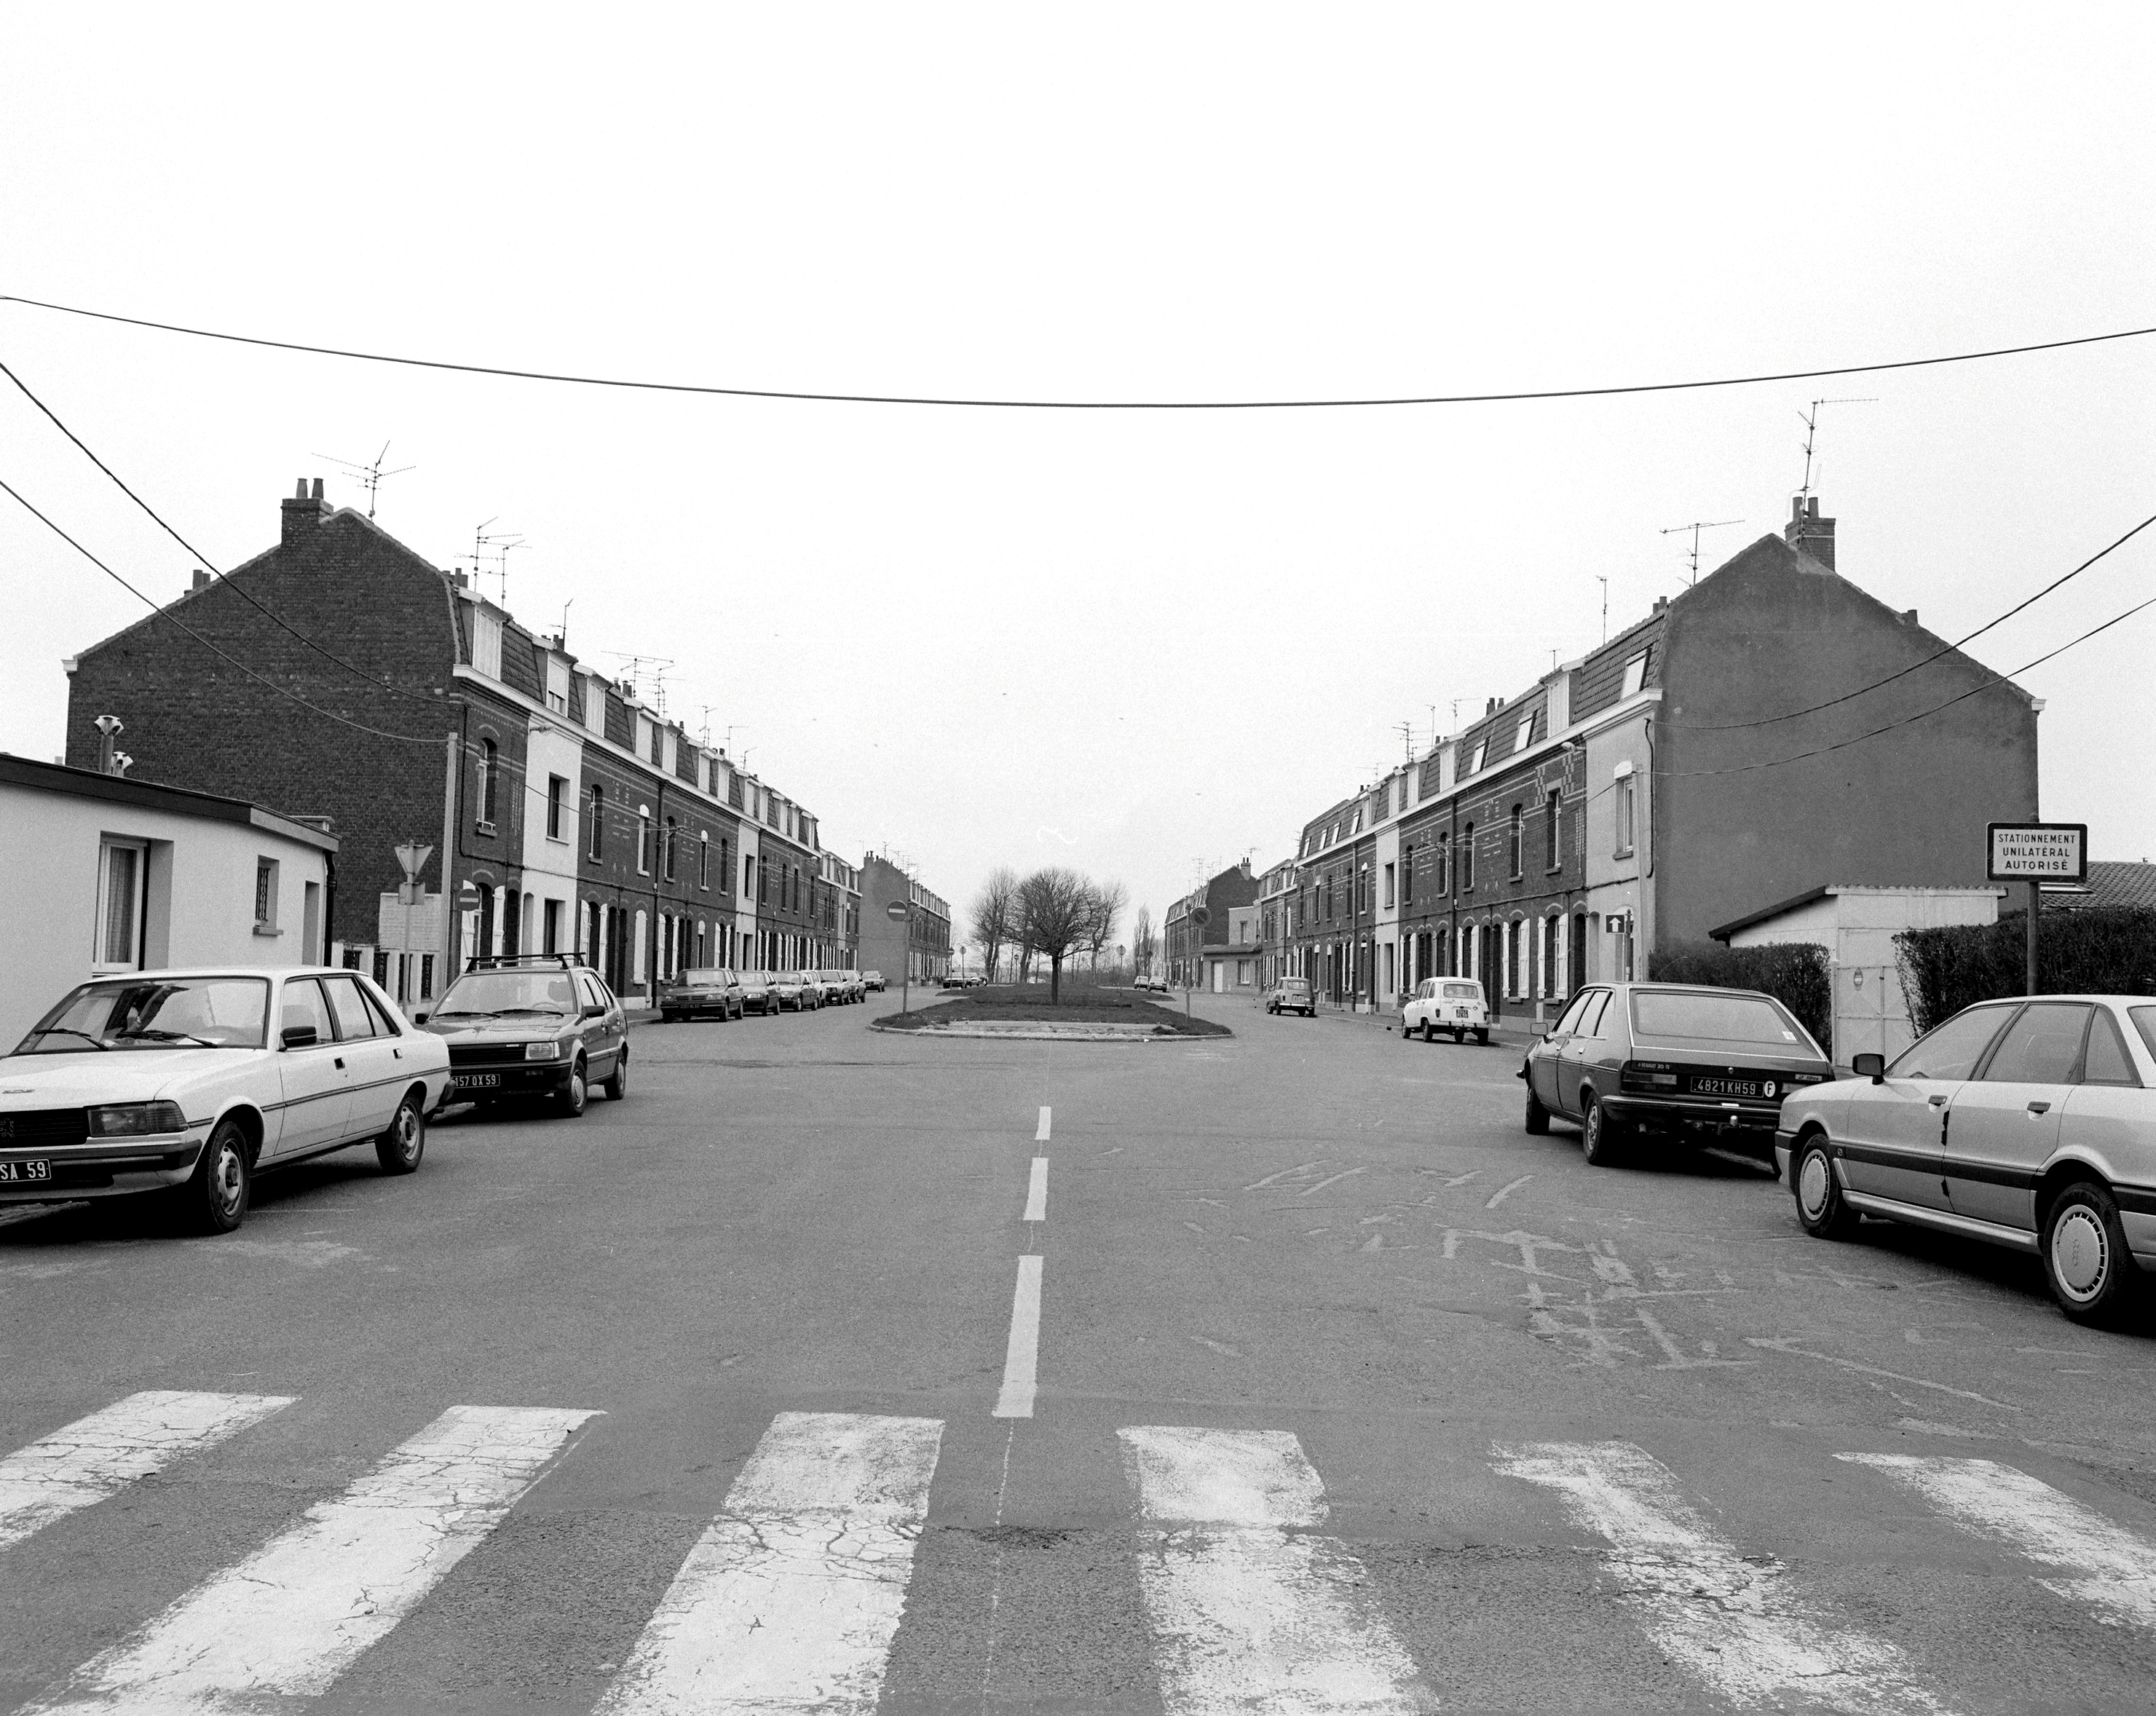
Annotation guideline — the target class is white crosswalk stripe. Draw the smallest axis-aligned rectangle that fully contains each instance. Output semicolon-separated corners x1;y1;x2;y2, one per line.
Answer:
23;1404;597;1716
1118;1425;1434;1715
1493;1440;1948;1715
0;1391;293;1554
1842;1453;2156;1632
595;1410;944;1716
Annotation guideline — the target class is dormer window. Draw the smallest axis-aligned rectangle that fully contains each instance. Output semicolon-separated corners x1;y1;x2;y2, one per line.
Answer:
1623;652;1648;697
1515;714;1535;754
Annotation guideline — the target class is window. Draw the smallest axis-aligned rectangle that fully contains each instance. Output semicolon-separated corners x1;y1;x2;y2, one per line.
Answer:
1632;990;1809;1047
719;838;731;893
588;784;605;860
473;611;503;679
1516;714;1534;754
543;898;564;954
1545;788;1561;870
1461;824;1475;891
649;722;663;767
1469;741;1486;774
663;817;678;882
323;976;378;1040
1979;1003;2093;1084
546;775;567;841
93;839;147;972
1402;847;1414;906
1383;863;1396;909
1542;914;1560;997
252;855;278;930
1615;769;1636;855
698;832;710;890
1622;652;1648;697
637;807;652;875
1435;834;1449;895
2082;1011;2139;1085
281;977;335;1045
476;739;498;828
1509;806;1523;879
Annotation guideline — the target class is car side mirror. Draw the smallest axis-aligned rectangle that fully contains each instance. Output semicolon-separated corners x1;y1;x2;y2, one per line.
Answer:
281;1024;319;1049
583;1003;607;1019
1852;1051;1885;1084
411;1011;430;1025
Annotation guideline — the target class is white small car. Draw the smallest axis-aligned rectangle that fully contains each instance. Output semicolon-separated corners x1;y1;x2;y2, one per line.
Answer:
0;967;451;1234
1403;977;1490;1044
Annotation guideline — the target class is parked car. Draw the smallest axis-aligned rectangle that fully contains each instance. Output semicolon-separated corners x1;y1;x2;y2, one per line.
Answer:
1404;977;1490;1043
863;970;887;993
1265;977;1316;1017
659;967;744;1021
770;971;819;1012
834;970;865;1003
1780;995;2156;1324
1519;982;1832;1166
1;967;449;1233
738;971;779;1016
414;955;628;1116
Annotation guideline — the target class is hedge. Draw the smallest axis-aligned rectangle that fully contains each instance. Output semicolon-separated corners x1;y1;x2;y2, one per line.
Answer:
1895;905;2156;1035
1648;941;1832;1053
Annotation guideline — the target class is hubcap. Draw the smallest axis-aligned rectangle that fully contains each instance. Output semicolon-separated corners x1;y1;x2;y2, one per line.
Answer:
213;1147;242;1214
2053;1208;2108;1298
1799;1152;1831;1219
569;1072;585;1106
1585;1107;1600;1150
395;1109;419;1160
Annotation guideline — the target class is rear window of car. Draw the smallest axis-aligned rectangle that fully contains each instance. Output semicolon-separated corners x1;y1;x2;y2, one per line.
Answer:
1631;989;1808;1048
1442;983;1480;1000
1282;978;1310;991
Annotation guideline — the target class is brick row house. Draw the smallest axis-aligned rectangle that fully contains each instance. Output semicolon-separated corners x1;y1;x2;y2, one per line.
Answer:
1164;861;1261;992
1201;496;2040;1024
854;853;952;983
64;479;867;1007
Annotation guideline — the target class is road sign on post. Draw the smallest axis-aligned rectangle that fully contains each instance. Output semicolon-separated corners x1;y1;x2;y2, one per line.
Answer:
1987;821;2088;996
1185;905;1211;1020
886;899;914;1016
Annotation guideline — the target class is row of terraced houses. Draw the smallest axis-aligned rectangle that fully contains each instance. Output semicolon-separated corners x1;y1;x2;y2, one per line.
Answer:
1167;496;2045;1027
58;478;951;1008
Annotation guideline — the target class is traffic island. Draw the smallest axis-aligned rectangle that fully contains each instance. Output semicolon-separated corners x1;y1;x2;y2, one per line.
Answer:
873;986;1232;1041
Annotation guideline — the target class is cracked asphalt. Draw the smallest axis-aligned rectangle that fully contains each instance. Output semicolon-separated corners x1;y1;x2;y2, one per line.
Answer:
4;985;2156;1712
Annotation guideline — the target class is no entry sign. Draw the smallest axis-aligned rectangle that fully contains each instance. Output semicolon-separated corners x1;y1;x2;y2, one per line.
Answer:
885;900;911;922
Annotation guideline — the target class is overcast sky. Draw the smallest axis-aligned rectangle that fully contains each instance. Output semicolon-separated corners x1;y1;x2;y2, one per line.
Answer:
6;5;2152;949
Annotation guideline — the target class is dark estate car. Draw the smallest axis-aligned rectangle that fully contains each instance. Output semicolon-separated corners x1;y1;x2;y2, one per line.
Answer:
1519;982;1832;1165
660;968;744;1021
415;955;628;1117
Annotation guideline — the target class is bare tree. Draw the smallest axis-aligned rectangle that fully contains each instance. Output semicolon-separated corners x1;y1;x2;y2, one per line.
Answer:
1132;906;1156;980
1083;879;1127;970
969;866;1021;985
1016;866;1107;1003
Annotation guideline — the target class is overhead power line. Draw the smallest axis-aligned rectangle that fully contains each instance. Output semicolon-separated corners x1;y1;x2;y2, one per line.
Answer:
0;355;443;704
6;293;2155;410
1668;507;2156;732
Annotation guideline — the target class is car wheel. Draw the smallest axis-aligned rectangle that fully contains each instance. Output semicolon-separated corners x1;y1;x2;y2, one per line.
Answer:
1525;1085;1551;1135
600;1046;628;1102
178;1118;250;1234
375;1091;427;1174
1581;1096;1626;1167
1792;1135;1860;1240
556;1059;588;1118
2042;1181;2141;1325
1474;1029;1490;1045
1450;1027;1464;1043
1422;1020;1437;1043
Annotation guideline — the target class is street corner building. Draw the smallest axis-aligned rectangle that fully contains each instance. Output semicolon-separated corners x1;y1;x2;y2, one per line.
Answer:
1261;495;2040;1024
1164;861;1263;993
855;852;951;984
58;478;858;1010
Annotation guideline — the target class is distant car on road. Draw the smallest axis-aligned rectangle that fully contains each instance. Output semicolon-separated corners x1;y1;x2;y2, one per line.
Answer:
863;970;886;992
1265;977;1316;1017
771;971;819;1012
416;955;628;1117
1;966;449;1233
1520;982;1830;1166
1780;995;2156;1324
659;968;744;1021
1403;977;1490;1044
738;971;778;1016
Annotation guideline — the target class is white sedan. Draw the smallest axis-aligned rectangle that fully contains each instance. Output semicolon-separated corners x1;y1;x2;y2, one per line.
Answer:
1779;994;2156;1324
0;967;451;1233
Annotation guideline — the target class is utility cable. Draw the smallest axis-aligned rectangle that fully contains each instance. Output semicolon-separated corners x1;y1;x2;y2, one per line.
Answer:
6;292;2154;410
0;473;443;748
0;355;443;703
1669;507;2156;731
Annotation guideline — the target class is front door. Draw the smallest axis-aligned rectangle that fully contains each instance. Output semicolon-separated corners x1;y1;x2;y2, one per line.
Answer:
1840;1004;2015;1212
272;978;350;1156
1946;1003;2089;1230
322;974;403;1142
1557;989;1613;1118
1533;991;1594;1115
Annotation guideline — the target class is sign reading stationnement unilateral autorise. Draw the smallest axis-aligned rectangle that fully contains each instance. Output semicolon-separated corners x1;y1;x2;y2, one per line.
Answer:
1986;822;2089;884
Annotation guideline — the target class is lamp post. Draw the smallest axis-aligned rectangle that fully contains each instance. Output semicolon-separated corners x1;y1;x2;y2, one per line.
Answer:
1185;904;1211;1024
887;897;913;1017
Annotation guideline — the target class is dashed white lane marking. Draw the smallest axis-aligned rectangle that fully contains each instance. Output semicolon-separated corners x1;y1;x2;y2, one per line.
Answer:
1035;1105;1051;1143
1023;1158;1049;1223
991;1255;1045;1419
1118;1426;1432;1715
26;1404;596;1715
0;1390;294;1553
1843;1453;2156;1630
1494;1441;1946;1715
596;1412;943;1715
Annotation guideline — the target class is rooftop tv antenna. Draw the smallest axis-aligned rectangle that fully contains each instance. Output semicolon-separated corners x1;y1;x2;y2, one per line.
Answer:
1798;397;1876;497
1659;518;1745;585
472;518;525;604
1598;577;1609;644
311;441;414;519
555;598;573;651
1396;720;1415;764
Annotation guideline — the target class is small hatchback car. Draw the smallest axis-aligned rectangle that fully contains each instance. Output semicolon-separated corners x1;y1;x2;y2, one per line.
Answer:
1519;982;1832;1165
1265;977;1316;1017
415;955;627;1117
658;968;744;1022
1403;978;1490;1044
1779;995;2156;1324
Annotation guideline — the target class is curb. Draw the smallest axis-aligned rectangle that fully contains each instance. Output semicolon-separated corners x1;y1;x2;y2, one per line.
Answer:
866;1021;1233;1043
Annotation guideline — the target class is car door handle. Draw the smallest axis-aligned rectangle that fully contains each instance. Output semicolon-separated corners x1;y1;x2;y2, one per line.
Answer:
334;1057;346;1069
2027;1100;2051;1115
1927;1094;1948;1107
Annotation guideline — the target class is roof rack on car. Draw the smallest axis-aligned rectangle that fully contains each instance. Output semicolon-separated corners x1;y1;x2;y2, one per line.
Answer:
462;953;590;973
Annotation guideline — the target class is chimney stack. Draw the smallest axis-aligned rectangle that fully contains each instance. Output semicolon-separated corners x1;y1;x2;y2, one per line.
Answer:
93;713;124;775
190;569;211;592
281;475;330;547
1785;493;1837;571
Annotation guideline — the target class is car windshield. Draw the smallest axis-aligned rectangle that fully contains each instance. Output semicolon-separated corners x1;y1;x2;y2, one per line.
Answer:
433;970;578;1017
15;977;271;1053
679;969;730;984
778;972;805;983
1631;989;1810;1048
1442;983;1481;1000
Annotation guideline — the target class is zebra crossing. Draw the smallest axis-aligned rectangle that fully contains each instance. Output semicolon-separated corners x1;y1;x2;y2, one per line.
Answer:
7;1391;2156;1712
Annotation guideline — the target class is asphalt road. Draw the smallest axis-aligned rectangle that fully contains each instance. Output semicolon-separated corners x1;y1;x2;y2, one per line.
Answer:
4;987;2156;1713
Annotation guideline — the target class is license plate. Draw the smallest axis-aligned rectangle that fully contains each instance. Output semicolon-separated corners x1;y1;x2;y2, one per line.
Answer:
0;1160;52;1182
1694;1078;1759;1098
457;1073;502;1090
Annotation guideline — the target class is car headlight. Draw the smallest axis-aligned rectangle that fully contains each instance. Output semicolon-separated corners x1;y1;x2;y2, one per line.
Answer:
87;1101;188;1136
525;1040;572;1061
